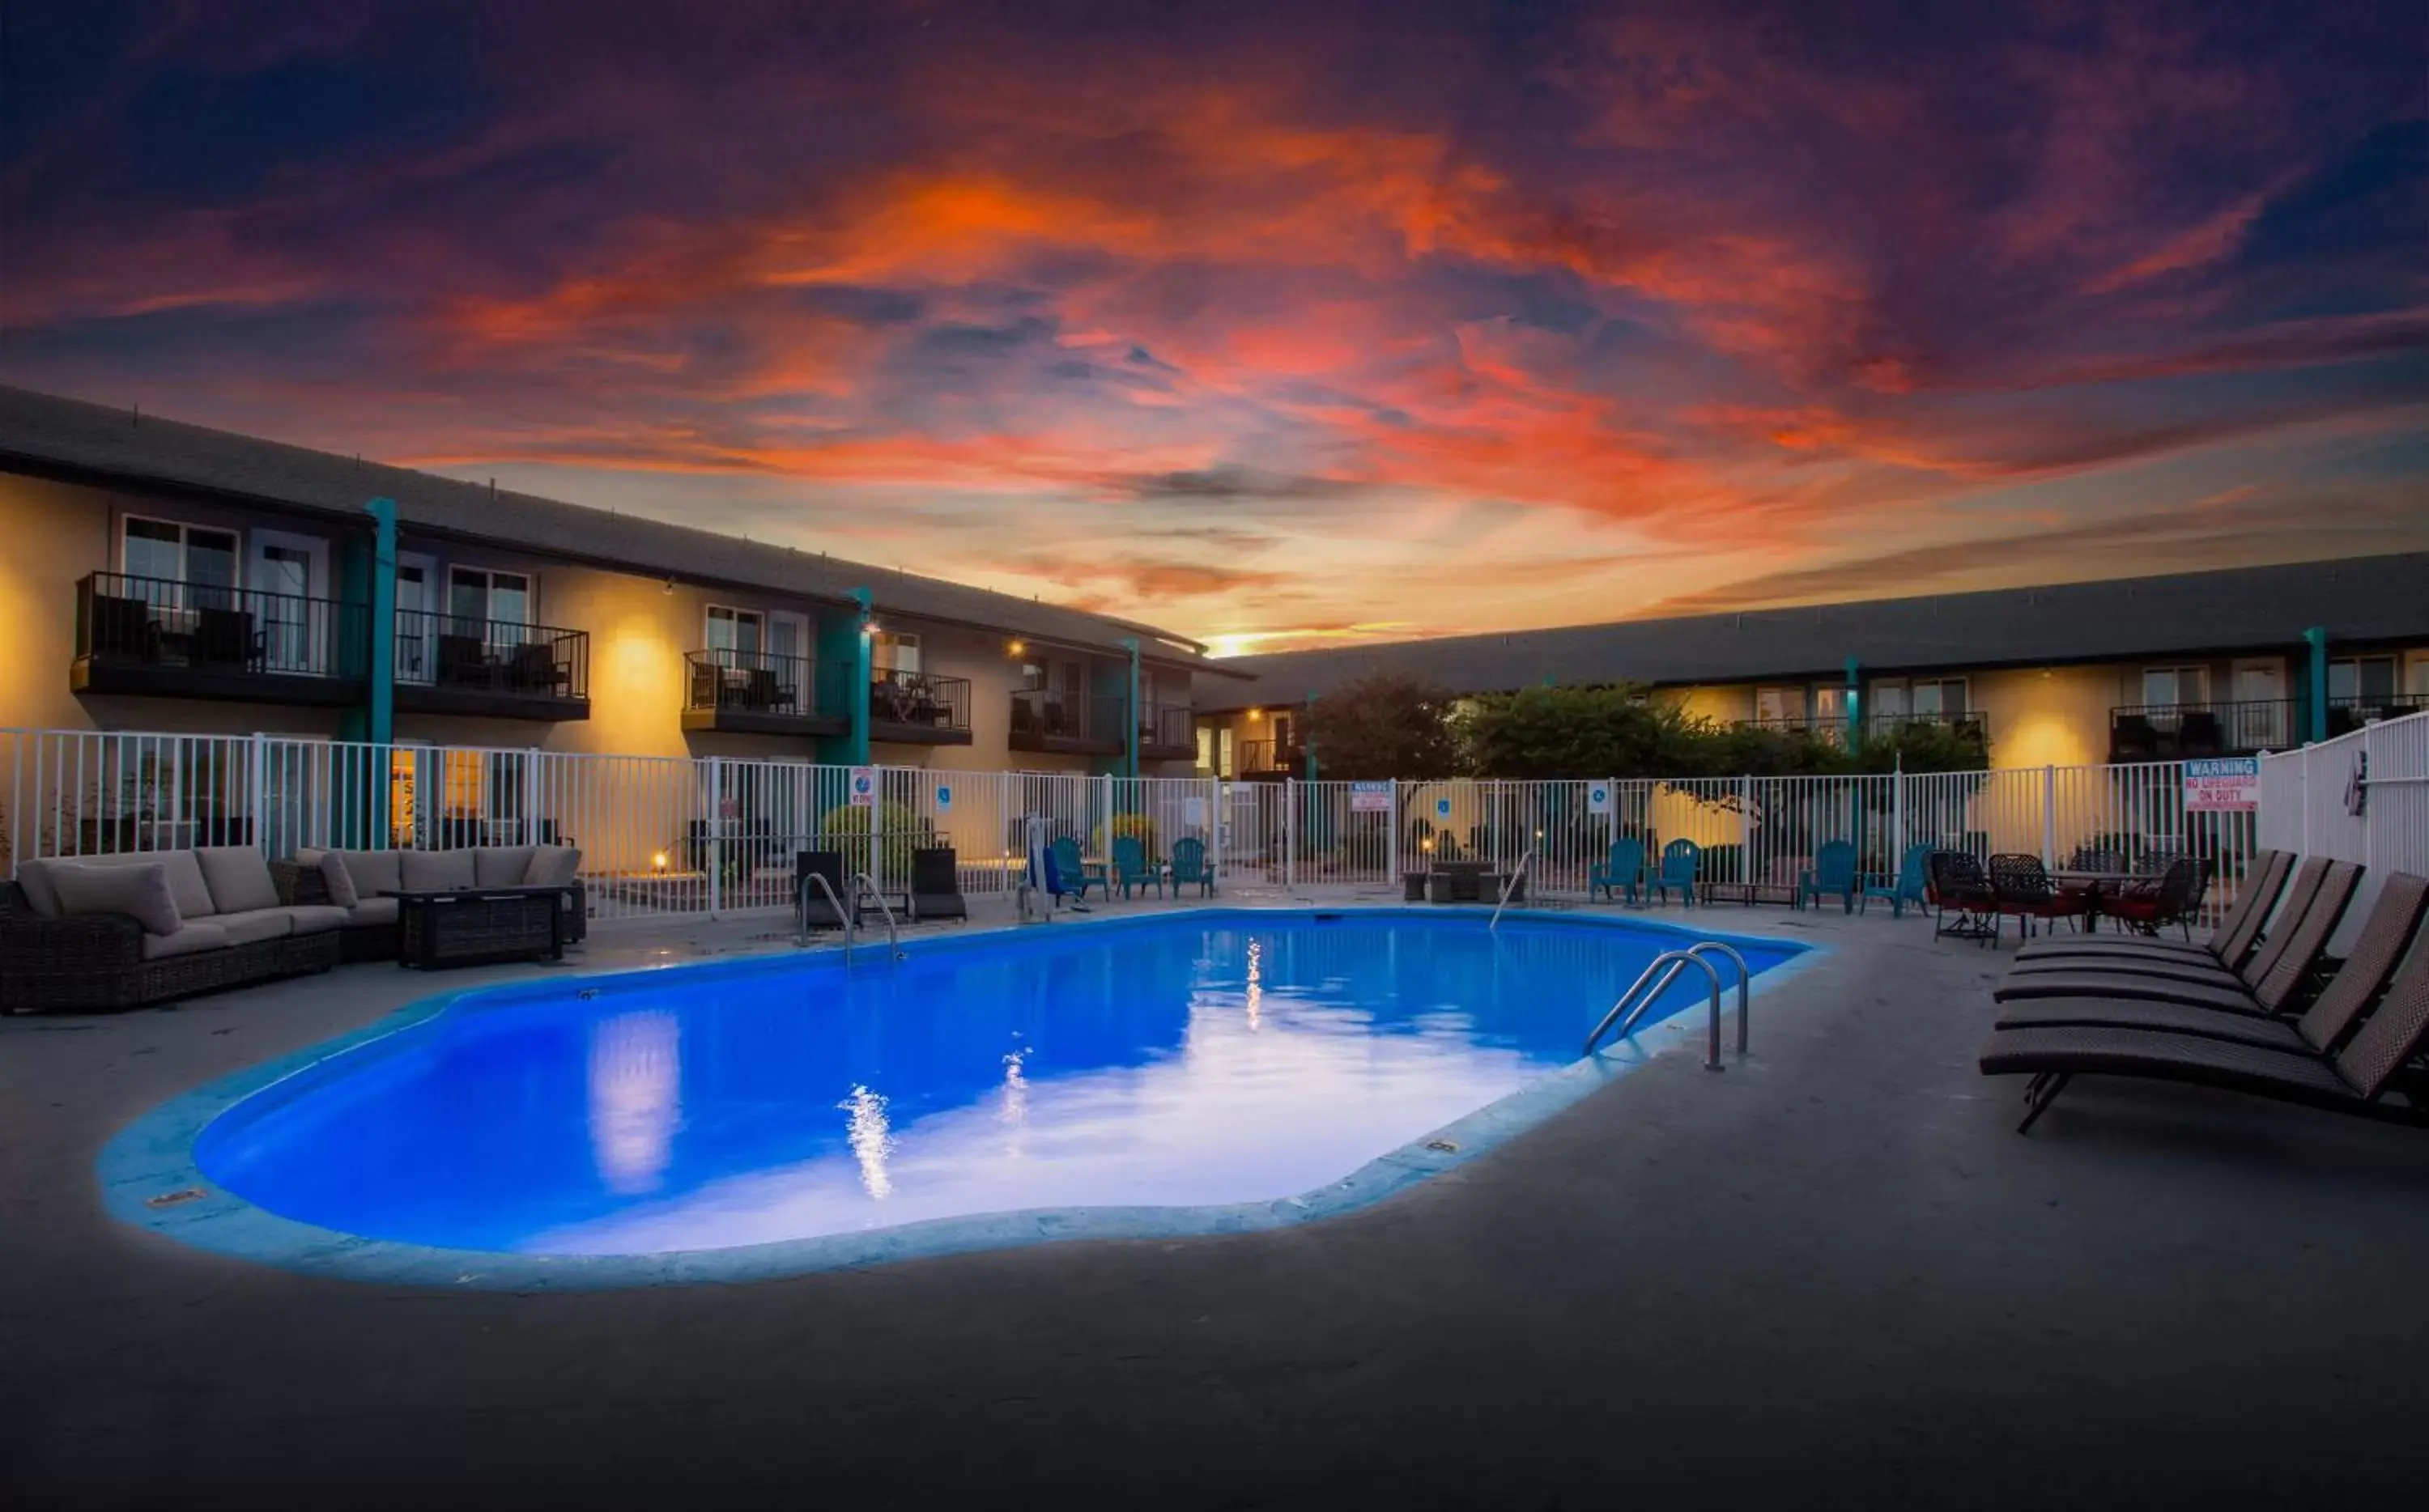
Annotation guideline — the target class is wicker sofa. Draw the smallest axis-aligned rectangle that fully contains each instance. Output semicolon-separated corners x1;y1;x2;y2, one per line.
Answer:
274;846;587;963
0;847;343;1013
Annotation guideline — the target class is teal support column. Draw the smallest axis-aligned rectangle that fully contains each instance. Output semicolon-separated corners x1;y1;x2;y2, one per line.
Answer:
1121;636;1142;778
361;497;397;745
2304;626;2329;742
1842;657;1861;750
847;588;874;765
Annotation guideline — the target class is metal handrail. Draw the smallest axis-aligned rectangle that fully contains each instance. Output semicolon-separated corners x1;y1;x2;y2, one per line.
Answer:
1687;941;1752;1058
798;871;853;956
851;871;905;961
1488;851;1534;932
1582;948;1728;1070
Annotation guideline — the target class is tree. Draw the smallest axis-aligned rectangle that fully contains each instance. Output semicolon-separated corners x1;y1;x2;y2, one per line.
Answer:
1300;672;1462;779
1461;683;1705;779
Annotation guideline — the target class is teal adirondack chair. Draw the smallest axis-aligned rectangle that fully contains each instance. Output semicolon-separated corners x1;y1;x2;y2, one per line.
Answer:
1860;843;1935;918
1170;835;1216;897
1800;839;1860;913
1648;839;1700;906
1590;837;1645;903
1051;835;1105;900
1111;835;1163;898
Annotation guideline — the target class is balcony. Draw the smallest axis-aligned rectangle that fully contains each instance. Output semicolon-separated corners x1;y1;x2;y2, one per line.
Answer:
2109;700;2294;762
870;669;972;745
2326;692;2429;737
1010;689;1127;756
70;571;365;706
393;609;589;721
1865;710;1989;743
1138;702;1196;761
680;650;852;737
1238;738;1305;779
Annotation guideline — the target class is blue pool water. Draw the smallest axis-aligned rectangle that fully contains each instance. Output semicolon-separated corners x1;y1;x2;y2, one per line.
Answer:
194;911;1800;1259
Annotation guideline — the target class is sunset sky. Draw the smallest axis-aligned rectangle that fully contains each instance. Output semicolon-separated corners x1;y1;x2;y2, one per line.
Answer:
3;1;2424;654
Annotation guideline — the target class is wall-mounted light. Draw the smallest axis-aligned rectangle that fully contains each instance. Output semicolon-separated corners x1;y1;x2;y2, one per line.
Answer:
1008;639;1026;657
1247;707;1262;721
661;580;674;596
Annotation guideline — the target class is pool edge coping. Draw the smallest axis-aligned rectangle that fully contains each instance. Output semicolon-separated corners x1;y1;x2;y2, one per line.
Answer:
98;904;1827;1292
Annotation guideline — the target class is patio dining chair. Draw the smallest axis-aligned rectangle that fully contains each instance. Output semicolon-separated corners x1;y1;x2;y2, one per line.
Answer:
1989;853;2082;945
1929;851;1998;944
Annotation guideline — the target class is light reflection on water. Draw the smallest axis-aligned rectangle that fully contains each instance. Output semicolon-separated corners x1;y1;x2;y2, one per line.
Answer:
199;915;1797;1256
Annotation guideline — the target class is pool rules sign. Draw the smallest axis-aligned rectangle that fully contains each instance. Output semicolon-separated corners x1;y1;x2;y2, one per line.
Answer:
2184;757;2261;813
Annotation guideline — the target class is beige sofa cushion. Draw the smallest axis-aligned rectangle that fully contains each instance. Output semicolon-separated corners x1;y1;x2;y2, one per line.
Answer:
196;846;281;915
330;848;402;897
524;845;582;888
209;908;294;947
281;905;351;936
318;852;360;908
142;921;232;960
50;861;183;935
476;845;537;887
20;851;215;919
345;896;400;927
401;850;477;893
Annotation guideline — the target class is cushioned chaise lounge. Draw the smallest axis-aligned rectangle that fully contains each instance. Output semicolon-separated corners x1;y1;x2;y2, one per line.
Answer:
1;846;343;1012
1979;933;2429;1134
1991;873;2429;1052
2014;849;2291;970
1990;860;2359;1013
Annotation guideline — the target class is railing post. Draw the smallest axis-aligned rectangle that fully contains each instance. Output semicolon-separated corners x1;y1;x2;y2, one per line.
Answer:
2040;762;2057;868
247;732;268;855
1385;778;1399;886
706;756;723;917
1284;777;1298;890
1892;758;1905;864
1737;773;1752;886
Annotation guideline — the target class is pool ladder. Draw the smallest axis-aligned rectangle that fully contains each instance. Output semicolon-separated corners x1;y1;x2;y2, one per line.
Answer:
796;871;907;965
1581;941;1752;1071
1487;851;1534;932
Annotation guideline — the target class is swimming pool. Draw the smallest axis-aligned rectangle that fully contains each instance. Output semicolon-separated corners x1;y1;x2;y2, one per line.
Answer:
108;909;1807;1286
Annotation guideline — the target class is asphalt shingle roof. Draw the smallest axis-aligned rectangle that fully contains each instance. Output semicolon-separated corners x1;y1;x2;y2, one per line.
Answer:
1196;552;2429;711
0;384;1225;673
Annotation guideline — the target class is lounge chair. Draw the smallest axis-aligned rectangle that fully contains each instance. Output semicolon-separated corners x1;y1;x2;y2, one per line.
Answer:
1859;843;1933;918
1050;836;1105;901
1111;835;1163;899
1992;860;2360;1013
1989;853;2081;945
1979;921;2429;1134
2002;856;2342;987
1590;838;1645;904
1929;851;1997;941
908;847;966;922
2017;849;2290;970
795;848;849;929
1170;836;1216;897
1799;839;1859;914
1647;839;1699;906
1991;873;2429;1051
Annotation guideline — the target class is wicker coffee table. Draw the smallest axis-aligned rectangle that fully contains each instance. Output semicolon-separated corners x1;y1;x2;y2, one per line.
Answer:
389;887;566;970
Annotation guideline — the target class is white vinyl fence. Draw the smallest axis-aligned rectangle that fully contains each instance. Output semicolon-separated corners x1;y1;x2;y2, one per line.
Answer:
2260;709;2429;936
2;726;2263;928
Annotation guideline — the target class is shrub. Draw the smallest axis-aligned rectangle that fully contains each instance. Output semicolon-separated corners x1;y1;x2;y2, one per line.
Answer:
1091;811;1159;859
816;800;928;879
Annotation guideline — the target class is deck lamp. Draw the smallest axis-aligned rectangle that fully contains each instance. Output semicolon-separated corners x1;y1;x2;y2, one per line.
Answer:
651;851;669;873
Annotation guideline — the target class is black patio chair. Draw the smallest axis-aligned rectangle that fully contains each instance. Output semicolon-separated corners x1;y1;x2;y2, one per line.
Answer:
909;847;967;922
795;849;849;928
194;606;262;669
1989;854;2081;945
1929;851;1997;945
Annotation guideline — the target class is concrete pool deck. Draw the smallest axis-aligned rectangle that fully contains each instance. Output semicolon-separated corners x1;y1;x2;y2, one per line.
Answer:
6;893;2429;1507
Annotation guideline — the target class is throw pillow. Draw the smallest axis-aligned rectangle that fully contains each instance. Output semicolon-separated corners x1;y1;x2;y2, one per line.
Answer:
50;861;183;936
320;852;360;909
401;849;478;892
523;845;582;888
195;846;282;915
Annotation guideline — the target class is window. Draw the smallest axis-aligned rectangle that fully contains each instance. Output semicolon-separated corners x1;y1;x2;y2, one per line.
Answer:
449;567;532;629
1272;713;1294;751
1871;677;1969;720
1754;686;1806;724
1218;726;1236;779
121;516;239;602
1196;726;1214;772
706;605;765;660
1813;686;1847;724
873;630;921;677
2142;665;2211;708
2329;656;2398;703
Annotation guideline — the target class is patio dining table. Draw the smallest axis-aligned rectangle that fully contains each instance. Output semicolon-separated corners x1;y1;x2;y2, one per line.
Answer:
2048;869;2154;927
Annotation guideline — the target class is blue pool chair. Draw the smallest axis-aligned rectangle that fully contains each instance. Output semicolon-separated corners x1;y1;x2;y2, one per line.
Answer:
1800;839;1860;913
1648;839;1700;906
1050;836;1105;901
1111;835;1163;899
1860;843;1936;919
1170;836;1216;897
1590;838;1645;903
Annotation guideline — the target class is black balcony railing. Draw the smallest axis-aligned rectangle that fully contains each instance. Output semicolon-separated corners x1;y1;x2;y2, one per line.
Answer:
1010;688;1127;748
75;571;362;682
1138;701;1195;753
870;668;970;735
1865;710;1989;740
1734;716;1842;741
2109;699;2295;760
1240;738;1304;775
394;609;588;702
2327;692;2429;736
683;649;851;724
